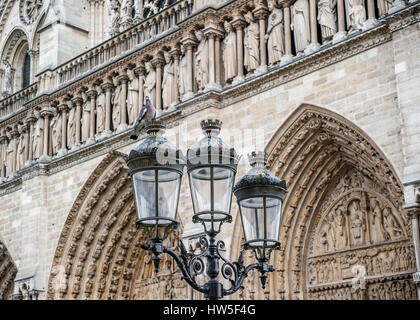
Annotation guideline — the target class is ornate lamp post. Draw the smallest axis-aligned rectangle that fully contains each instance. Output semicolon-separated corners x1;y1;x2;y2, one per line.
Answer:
126;119;287;300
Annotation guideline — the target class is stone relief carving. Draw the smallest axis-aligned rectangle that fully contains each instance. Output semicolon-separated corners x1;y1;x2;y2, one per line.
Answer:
108;0;121;35
32;113;43;160
127;68;139;124
16;131;25;171
223;20;237;83
244;11;260;73
291;0;311;54
318;0;337;43
266;0;285;66
67;105;75;149
194;30;209;91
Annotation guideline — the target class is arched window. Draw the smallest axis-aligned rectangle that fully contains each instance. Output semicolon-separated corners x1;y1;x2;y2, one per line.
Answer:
22;52;31;89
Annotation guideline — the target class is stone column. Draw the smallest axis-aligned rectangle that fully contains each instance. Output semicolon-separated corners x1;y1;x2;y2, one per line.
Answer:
253;6;269;74
57;103;68;157
169;49;180;105
363;0;378;29
281;3;294;64
11;127;19;175
39;108;53;162
71;96;83;150
0;132;7;181
28;49;39;84
25;114;36;166
305;0;321;54
232;15;246;84
333;0;347;43
117;73;129;132
87;89;97;142
152;56;164;111
215;35;222;86
101;81;113;136
403;202;420;299
181;37;197;100
204;26;223;91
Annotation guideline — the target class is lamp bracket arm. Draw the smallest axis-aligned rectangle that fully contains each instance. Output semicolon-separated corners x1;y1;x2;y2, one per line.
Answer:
163;246;208;294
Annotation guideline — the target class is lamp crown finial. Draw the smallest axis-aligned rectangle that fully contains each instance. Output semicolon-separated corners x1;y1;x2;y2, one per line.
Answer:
201;119;222;136
145;120;166;136
248;151;268;168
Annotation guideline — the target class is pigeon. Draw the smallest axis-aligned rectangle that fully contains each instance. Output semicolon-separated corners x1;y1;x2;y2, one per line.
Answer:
130;96;156;140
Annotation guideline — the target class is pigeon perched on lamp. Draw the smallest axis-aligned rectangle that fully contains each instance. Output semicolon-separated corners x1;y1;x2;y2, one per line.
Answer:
130;96;157;140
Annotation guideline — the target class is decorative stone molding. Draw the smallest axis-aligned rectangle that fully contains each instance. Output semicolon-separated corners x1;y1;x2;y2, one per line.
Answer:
0;238;18;300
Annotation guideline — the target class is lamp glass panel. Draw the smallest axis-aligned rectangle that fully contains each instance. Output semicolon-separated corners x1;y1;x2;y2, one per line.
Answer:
265;197;282;246
157;170;182;222
239;197;265;246
133;170;156;225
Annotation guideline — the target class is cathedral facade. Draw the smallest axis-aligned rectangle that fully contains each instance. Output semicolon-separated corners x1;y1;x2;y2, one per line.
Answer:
0;0;419;300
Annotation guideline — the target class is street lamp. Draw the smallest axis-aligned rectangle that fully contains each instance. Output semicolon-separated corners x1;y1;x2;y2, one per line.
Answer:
126;119;287;300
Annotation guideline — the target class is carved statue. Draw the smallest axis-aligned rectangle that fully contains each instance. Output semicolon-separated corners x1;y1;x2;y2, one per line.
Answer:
346;0;366;31
143;61;156;106
223;21;237;83
162;51;176;109
178;44;188;97
333;206;347;249
194;30;209;90
382;207;402;240
291;0;311;54
32;115;43;160
5;137;14;177
127;68;139;124
17;133;25;171
317;0;337;43
370;198;390;243
108;0;121;34
67;105;75;148
244;11;260;73
96;85;106;133
266;0;285;65
120;0;133;20
2;59;12;95
349;200;366;246
51;112;62;155
81;92;90;141
112;77;121;130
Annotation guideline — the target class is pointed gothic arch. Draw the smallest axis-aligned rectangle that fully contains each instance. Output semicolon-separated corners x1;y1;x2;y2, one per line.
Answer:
0;236;17;300
233;104;417;300
47;151;187;300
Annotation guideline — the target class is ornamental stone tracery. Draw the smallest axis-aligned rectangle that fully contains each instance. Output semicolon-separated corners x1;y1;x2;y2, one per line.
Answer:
231;104;417;300
0;238;17;300
19;0;43;25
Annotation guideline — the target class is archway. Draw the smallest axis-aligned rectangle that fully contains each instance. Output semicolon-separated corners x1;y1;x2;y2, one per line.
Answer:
233;104;417;300
47;151;187;300
1;28;30;95
0;237;18;300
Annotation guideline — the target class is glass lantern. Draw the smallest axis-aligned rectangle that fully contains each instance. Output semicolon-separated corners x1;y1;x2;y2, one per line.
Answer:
233;151;286;261
126;120;185;241
187;119;240;234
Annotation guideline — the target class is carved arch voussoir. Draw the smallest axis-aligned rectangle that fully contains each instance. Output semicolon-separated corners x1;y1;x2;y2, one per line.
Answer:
47;150;186;300
0;237;18;300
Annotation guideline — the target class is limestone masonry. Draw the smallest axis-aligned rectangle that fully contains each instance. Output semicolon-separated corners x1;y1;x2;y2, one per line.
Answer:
0;0;419;300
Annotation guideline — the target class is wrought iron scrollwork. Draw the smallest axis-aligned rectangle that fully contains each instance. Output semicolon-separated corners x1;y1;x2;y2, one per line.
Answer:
140;233;276;300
